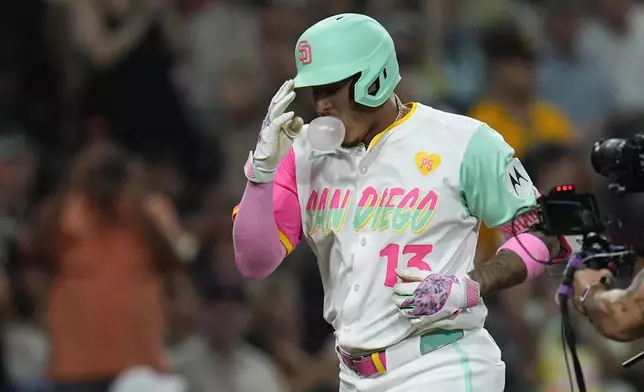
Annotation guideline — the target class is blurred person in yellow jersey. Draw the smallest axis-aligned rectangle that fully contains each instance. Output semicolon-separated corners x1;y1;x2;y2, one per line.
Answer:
469;22;575;156
468;22;575;264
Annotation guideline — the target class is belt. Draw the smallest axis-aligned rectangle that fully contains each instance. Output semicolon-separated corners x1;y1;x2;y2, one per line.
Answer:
337;329;464;378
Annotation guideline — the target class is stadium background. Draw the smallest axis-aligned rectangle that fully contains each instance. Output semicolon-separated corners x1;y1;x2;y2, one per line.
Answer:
1;0;644;391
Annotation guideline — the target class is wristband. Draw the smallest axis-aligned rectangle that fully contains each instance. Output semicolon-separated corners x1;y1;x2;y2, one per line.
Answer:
497;233;550;280
244;151;276;183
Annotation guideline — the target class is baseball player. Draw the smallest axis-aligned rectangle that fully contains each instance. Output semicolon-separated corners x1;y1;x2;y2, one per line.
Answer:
232;13;569;392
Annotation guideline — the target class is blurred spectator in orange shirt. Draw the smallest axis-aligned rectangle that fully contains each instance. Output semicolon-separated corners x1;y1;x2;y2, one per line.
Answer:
468;21;575;263
21;141;186;392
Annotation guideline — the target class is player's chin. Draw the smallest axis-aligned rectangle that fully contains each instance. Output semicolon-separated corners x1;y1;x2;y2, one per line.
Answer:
341;138;361;148
340;128;362;148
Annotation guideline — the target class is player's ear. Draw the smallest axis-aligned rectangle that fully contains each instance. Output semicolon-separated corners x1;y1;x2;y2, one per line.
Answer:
367;78;380;95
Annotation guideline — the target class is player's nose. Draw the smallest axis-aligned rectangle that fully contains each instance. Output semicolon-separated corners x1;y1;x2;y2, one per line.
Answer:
314;97;333;117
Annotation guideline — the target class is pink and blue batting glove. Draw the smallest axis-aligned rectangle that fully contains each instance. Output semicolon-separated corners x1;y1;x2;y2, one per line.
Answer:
392;267;481;325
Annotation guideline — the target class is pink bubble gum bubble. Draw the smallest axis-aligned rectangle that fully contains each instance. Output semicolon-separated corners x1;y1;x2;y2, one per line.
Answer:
306;116;346;151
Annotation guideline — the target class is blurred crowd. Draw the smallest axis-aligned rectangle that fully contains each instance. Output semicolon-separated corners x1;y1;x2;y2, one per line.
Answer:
1;0;644;391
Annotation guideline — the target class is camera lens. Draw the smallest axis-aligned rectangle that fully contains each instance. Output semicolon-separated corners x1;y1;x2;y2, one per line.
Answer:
591;138;626;177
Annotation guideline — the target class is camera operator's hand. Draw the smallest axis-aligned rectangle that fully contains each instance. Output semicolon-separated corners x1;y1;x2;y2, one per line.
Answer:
572;264;644;341
573;268;612;315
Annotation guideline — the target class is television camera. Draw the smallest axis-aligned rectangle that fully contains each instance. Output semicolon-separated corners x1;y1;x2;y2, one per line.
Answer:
521;134;644;392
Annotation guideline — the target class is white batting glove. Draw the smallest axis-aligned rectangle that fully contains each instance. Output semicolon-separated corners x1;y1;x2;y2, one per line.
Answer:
392;267;481;326
245;80;304;183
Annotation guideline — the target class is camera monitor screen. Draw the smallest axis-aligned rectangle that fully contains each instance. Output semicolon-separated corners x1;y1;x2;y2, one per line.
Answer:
538;194;604;236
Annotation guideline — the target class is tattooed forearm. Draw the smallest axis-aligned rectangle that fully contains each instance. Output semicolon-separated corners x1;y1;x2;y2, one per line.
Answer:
580;266;644;341
468;251;527;296
468;230;561;297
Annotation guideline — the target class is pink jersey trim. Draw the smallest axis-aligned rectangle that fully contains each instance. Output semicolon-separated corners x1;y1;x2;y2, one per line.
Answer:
272;148;302;253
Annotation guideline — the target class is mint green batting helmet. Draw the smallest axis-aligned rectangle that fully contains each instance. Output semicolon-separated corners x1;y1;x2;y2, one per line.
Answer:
293;13;401;108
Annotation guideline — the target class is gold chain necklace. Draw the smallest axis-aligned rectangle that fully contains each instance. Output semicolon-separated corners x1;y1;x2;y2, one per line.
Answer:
393;94;405;122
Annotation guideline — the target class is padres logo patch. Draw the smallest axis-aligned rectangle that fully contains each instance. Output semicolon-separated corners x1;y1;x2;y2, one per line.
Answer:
298;40;312;65
504;158;532;199
415;152;441;175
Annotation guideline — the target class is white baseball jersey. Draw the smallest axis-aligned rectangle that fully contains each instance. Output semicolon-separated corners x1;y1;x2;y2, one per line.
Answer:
259;103;537;352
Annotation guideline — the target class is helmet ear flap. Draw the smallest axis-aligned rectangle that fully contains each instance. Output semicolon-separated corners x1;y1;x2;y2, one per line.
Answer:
354;62;397;107
367;70;386;97
348;73;385;112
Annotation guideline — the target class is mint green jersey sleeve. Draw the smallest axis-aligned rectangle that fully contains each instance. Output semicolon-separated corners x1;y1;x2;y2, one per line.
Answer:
459;125;537;228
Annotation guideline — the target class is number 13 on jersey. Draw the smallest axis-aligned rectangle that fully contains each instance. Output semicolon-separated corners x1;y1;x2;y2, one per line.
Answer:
379;243;433;287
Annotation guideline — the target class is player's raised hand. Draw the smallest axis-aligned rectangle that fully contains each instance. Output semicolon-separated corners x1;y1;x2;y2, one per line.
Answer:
245;79;304;183
392;267;481;326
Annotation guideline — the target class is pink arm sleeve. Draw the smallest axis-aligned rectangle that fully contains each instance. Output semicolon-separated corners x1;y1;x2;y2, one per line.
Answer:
232;148;302;278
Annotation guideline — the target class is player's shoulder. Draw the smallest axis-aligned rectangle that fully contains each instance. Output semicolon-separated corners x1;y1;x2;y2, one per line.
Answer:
410;103;486;138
